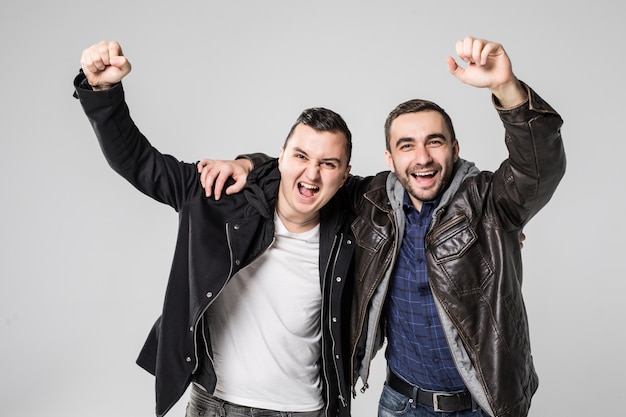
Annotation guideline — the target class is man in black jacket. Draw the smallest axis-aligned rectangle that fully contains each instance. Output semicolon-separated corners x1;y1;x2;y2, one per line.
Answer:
75;40;357;417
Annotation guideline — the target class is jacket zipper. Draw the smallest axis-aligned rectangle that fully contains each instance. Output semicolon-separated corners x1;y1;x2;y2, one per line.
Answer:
331;234;348;409
350;208;397;395
426;211;467;244
321;233;348;415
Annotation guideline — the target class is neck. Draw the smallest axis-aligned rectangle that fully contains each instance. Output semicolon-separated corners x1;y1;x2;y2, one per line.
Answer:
275;204;320;233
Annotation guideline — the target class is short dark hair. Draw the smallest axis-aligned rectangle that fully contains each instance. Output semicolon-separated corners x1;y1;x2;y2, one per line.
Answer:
384;99;456;151
285;107;352;163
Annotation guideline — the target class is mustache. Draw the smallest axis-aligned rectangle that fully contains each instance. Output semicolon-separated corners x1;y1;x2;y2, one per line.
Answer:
408;163;441;173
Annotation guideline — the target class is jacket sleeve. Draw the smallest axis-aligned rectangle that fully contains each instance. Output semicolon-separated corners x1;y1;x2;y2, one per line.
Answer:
73;72;202;211
490;82;566;228
236;154;385;215
340;174;377;211
236;153;273;168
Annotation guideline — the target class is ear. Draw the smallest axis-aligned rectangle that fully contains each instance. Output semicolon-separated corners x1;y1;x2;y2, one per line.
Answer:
278;147;285;168
340;165;351;186
452;140;460;162
384;150;396;173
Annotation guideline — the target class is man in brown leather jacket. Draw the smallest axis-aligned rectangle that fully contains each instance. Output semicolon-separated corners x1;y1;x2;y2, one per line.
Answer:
347;37;565;417
200;36;566;417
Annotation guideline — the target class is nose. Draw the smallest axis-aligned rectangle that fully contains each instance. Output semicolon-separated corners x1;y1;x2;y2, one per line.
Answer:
413;144;432;166
305;162;321;181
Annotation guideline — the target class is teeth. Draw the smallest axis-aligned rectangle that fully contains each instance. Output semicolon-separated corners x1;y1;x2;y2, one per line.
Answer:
412;171;435;177
299;182;319;190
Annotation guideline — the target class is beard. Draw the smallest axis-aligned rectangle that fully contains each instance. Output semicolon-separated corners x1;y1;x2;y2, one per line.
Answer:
397;163;454;206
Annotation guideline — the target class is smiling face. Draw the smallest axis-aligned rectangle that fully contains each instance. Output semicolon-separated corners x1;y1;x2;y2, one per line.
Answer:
385;110;459;211
277;123;351;232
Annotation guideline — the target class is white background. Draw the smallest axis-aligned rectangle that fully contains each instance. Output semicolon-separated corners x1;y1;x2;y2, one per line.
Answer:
1;1;623;416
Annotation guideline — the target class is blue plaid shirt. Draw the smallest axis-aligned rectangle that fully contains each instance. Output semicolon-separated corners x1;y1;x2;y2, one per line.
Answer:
384;192;465;391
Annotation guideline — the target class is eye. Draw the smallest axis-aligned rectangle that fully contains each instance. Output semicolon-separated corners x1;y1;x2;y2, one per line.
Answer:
321;161;337;169
427;138;444;147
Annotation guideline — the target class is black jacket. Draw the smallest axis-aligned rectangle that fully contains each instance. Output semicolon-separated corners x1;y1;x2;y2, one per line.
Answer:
74;73;355;417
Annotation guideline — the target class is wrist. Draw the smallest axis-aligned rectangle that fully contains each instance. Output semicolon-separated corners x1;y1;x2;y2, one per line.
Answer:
239;158;253;171
491;78;527;109
90;83;113;91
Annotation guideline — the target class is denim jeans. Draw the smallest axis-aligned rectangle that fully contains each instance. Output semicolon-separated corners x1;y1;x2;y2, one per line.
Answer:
378;383;486;417
185;384;325;417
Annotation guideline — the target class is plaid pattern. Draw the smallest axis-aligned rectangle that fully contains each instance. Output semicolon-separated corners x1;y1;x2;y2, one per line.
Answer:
384;193;465;391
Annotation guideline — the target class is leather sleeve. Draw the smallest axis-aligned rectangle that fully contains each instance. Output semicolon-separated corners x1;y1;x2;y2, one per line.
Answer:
490;82;566;227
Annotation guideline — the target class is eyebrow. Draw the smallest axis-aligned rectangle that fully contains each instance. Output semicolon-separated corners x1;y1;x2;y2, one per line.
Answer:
393;133;447;147
292;146;344;165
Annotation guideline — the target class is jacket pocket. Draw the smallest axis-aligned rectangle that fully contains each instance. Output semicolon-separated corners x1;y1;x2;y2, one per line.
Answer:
351;216;386;282
429;214;493;294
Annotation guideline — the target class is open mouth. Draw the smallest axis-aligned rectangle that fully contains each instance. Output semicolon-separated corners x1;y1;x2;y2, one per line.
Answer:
298;182;319;197
411;171;436;179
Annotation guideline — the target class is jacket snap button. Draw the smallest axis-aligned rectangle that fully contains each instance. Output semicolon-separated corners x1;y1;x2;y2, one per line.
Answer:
235;259;241;265
346;239;352;245
336;276;342;282
234;224;240;230
206;292;213;298
186;357;192;362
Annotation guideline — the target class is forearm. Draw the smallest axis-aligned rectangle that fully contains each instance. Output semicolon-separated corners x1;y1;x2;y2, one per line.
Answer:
495;83;566;223
235;153;274;169
74;72;200;209
491;77;528;109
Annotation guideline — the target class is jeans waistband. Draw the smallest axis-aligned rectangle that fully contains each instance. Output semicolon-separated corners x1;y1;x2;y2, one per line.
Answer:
188;384;324;417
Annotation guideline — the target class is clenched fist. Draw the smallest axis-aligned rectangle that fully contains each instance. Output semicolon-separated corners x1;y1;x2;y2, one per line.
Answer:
80;40;132;90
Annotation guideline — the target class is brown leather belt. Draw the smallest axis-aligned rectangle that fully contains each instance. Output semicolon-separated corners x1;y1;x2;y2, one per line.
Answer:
386;368;474;413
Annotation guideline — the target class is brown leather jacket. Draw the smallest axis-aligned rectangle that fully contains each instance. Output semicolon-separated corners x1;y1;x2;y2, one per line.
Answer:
343;83;565;417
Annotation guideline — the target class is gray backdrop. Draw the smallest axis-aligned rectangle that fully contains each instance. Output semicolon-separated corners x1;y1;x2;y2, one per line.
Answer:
1;1;622;416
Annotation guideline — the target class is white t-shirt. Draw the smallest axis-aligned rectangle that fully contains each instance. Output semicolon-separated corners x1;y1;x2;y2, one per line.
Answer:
206;213;323;411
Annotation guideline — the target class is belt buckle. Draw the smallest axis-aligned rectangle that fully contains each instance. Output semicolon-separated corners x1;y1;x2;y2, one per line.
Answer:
432;392;451;413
